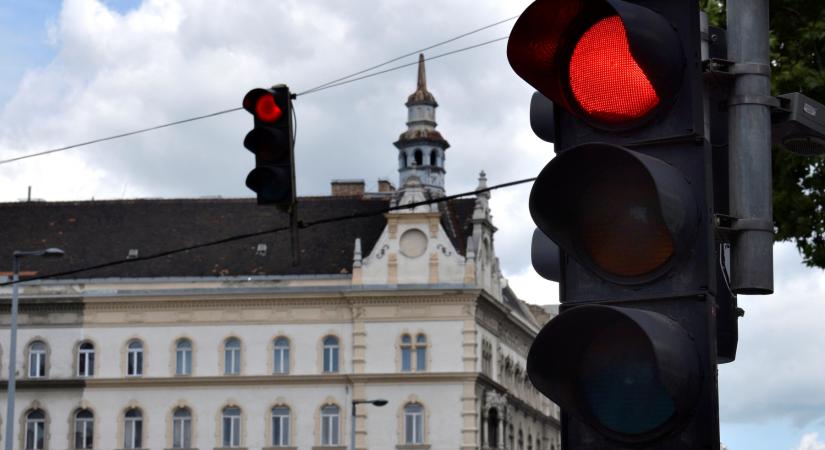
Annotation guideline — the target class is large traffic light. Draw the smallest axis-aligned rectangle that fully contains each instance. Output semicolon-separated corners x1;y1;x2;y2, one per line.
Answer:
243;85;296;208
509;0;720;448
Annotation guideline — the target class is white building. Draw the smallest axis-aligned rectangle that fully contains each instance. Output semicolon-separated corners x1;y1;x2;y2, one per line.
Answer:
0;55;560;450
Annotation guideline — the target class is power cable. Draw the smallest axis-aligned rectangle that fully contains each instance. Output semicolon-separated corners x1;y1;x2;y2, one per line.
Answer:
0;17;514;167
0;177;536;287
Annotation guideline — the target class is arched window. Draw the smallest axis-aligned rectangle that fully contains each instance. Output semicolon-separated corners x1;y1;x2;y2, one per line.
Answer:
320;404;340;446
400;334;412;371
399;153;407;169
271;406;290;447
415;334;427;371
273;337;290;374
322;336;339;373
222;407;241;447
518;429;524;450
414;149;423;166
430;150;437;166
127;340;143;376
25;409;46;450
487;408;499;448
74;409;94;449
176;339;192;376
172;407;192;449
124;408;143;449
78;342;94;377
224;338;241;375
28;341;47;378
404;403;424;445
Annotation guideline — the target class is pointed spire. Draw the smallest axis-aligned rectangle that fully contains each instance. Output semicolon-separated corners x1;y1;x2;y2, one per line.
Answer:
417;53;427;92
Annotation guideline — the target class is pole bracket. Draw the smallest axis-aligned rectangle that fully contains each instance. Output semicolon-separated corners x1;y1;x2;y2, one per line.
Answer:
728;95;780;108
714;214;774;241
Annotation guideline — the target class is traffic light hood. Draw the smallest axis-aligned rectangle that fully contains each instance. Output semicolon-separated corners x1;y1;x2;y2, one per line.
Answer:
507;0;685;129
527;304;701;442
529;143;698;282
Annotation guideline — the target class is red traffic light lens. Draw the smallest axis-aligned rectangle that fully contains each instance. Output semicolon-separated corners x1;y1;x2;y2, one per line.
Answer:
255;95;283;123
568;16;659;124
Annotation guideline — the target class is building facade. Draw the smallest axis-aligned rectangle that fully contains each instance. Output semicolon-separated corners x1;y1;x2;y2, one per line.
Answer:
0;55;560;450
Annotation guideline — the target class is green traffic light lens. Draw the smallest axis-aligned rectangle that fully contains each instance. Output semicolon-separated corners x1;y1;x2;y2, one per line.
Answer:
579;321;675;435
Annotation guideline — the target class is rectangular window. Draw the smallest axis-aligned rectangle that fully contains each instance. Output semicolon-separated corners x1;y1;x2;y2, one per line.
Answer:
401;347;412;371
176;348;191;375
404;406;424;444
26;420;45;450
274;347;289;374
124;418;142;449
222;414;240;447
416;347;426;371
323;347;339;373
225;348;240;375
271;408;290;446
78;349;94;377
321;408;339;446
127;350;143;376
74;418;93;449
173;416;191;448
29;352;45;378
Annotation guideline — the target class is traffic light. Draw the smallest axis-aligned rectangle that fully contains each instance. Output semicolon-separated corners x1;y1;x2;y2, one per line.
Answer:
242;85;296;208
509;0;720;448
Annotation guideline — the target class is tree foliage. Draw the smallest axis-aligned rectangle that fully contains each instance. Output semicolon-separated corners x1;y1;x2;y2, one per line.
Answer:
703;0;825;267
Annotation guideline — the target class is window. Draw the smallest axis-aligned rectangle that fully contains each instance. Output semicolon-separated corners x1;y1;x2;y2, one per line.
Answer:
481;339;493;376
124;408;143;449
224;338;241;375
430;150;437;166
176;339;192;376
172;407;192;449
487;408;499;448
415;334;427;371
28;341;47;378
273;337;290;374
320;405;339;446
25;409;46;450
518;429;524;450
222;407;241;448
400;334;427;372
78;342;94;377
414;149;423;166
127;340;143;376
271;406;290;447
322;336;339;373
404;403;424;445
74;409;94;449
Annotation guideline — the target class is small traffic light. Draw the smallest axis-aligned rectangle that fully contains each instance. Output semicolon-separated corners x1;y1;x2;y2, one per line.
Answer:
509;0;720;447
242;85;296;208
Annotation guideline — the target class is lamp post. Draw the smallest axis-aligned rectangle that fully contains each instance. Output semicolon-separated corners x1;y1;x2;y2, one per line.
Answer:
350;398;387;450
5;248;64;450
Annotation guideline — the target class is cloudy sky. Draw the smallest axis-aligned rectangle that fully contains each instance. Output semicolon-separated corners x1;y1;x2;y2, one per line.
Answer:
2;1;825;449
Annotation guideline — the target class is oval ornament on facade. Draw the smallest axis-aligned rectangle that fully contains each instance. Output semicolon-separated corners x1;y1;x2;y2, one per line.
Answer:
399;229;428;258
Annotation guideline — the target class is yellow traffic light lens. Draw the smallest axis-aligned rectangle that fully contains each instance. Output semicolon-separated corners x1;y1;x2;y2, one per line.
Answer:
577;168;674;277
568;16;659;124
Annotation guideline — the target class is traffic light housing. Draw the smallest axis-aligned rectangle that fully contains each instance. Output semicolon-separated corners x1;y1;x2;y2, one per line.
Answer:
509;0;720;447
243;85;296;208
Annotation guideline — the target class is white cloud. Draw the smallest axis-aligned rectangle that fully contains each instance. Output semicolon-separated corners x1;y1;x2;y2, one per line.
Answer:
794;433;825;450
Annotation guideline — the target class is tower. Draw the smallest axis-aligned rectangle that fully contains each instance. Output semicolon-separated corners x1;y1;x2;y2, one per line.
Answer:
394;54;450;197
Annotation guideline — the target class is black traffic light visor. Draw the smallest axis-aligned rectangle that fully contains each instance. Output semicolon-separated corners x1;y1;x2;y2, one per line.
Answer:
527;304;701;442
507;0;684;129
529;143;698;283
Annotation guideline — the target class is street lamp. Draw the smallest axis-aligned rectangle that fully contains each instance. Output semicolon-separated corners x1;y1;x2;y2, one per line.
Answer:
5;248;64;450
350;398;388;450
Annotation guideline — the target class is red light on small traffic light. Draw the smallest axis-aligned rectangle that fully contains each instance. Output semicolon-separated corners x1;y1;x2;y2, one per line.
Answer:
255;95;283;123
568;16;659;124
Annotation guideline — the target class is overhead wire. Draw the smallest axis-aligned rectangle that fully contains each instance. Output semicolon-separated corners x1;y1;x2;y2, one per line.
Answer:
0;177;536;287
0;17;515;167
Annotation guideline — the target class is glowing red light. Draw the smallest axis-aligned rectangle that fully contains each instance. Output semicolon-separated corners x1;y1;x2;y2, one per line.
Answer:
255;95;283;123
568;16;659;124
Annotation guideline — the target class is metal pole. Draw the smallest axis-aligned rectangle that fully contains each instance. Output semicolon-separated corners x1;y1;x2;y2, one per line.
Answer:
350;401;357;450
727;0;774;294
5;257;20;450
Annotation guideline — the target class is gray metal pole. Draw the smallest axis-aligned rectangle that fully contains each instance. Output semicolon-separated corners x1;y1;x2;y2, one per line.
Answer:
5;257;20;450
727;0;774;294
350;401;357;450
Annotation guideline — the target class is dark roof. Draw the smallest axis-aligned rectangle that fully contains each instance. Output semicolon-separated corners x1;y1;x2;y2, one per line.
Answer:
0;196;478;281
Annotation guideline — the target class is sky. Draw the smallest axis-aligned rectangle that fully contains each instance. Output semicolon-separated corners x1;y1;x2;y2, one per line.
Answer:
1;1;824;449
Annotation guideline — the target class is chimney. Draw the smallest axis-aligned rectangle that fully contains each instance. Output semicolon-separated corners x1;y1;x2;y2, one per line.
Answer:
378;179;396;193
331;179;365;197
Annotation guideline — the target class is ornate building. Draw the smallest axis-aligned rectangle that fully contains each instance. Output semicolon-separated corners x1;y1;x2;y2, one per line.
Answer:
0;55;559;450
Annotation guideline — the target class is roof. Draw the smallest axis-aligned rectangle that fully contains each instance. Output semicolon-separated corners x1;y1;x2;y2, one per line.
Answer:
0;196;477;281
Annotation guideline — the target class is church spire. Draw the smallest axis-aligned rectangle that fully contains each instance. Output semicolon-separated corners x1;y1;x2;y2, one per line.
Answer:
406;53;438;107
417;53;427;91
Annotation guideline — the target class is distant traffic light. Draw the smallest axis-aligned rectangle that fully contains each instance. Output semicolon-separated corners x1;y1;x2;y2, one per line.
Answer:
509;0;720;447
242;85;295;208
